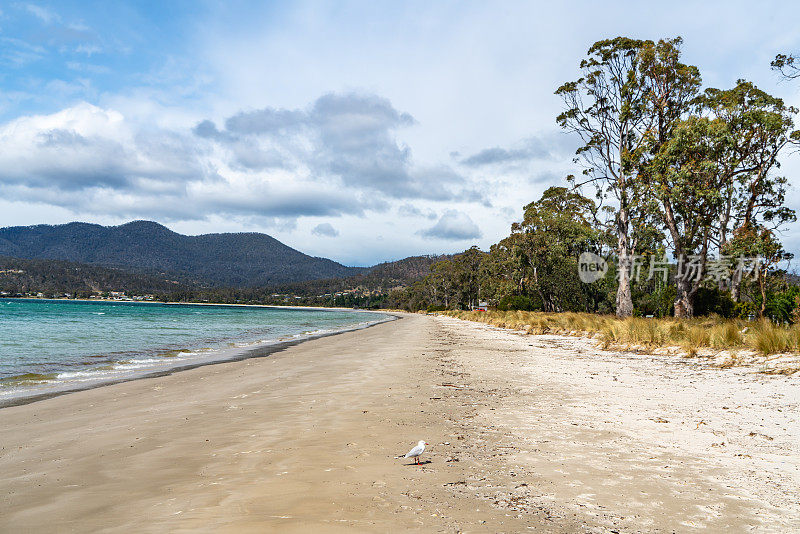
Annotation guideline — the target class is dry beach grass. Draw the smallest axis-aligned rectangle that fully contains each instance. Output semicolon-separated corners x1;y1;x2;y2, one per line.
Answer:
444;310;800;375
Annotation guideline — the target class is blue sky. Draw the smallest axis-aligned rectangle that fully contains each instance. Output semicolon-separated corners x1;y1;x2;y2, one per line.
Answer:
1;2;194;113
1;1;800;265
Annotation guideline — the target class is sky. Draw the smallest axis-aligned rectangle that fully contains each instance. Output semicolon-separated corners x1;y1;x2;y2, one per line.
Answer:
1;1;799;266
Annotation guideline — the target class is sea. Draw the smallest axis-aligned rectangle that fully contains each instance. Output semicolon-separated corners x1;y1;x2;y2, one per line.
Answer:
0;298;390;405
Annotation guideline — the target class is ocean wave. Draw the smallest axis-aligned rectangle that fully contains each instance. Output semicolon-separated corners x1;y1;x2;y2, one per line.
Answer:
0;372;59;385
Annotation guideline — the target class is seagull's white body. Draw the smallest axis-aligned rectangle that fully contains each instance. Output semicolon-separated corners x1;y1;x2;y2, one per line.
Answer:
400;440;428;464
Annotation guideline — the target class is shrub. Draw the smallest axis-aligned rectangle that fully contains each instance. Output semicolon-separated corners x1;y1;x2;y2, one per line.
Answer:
498;294;536;311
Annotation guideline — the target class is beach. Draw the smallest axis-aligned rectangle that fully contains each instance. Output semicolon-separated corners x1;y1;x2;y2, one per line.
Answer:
1;313;798;532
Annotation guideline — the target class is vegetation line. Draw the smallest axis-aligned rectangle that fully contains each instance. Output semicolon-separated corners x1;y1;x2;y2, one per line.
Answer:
441;310;800;373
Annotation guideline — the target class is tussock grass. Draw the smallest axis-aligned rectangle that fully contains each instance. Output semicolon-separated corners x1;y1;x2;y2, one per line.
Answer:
751;320;796;356
440;310;800;367
709;322;744;349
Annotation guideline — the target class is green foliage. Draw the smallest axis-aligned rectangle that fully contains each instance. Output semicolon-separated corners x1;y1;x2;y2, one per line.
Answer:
632;278;675;318
0;255;185;297
498;295;535;311
509;186;604;312
693;287;736;318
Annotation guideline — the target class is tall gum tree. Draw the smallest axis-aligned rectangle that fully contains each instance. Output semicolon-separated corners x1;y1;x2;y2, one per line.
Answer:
556;37;653;317
703;81;798;300
645;116;727;317
637;37;707;318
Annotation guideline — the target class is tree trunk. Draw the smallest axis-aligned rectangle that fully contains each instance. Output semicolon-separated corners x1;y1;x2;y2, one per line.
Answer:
758;269;766;318
616;251;634;317
674;277;694;318
731;274;741;302
718;193;732;292
616;207;634;317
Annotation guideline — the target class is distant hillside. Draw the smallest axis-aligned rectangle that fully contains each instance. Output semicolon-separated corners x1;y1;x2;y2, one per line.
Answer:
0;252;450;308
0;255;187;296
274;254;450;296
0;221;361;287
367;255;450;283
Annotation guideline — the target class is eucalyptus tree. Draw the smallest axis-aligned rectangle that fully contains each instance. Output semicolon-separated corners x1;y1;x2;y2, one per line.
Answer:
452;246;484;309
643;116;728;317
636;37;715;317
429;259;455;308
509;186;601;312
703;81;798;300
478;237;523;305
556;37;654;316
637;39;798;316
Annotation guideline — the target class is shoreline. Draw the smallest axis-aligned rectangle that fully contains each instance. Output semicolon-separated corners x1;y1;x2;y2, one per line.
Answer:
2;295;378;313
0;303;396;409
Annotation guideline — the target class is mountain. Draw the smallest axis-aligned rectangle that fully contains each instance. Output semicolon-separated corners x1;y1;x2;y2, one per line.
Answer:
0;221;361;287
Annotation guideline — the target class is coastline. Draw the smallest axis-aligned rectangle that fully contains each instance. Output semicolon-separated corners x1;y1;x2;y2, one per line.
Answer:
0;300;396;409
3;295;380;313
2;313;797;531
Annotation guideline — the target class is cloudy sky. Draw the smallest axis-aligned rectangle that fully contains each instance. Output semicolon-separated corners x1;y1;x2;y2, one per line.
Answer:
1;1;799;266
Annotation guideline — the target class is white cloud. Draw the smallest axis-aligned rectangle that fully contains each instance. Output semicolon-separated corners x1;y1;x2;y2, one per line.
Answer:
312;222;339;237
419;210;482;241
0;103;197;192
398;203;437;220
73;44;102;56
0;96;490;231
24;4;59;24
196;93;483;203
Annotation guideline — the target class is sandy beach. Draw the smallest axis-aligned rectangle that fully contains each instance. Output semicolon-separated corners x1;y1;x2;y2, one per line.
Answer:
1;313;798;532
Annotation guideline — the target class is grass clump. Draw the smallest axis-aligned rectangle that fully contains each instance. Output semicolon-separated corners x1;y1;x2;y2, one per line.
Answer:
751;320;793;356
709;322;744;349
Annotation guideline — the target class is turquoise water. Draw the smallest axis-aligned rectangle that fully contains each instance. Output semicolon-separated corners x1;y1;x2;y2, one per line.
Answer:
0;298;389;403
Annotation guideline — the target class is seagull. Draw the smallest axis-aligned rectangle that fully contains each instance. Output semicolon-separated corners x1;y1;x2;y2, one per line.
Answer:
397;440;428;465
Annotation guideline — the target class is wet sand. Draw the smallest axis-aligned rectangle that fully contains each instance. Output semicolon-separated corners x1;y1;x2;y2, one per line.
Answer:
1;313;798;532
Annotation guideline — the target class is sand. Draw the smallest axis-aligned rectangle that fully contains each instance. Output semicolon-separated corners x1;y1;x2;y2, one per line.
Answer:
1;313;798;532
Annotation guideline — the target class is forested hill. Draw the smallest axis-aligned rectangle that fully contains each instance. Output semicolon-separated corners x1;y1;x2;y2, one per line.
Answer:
272;254;450;296
0;252;447;307
0;255;188;297
0;221;362;287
